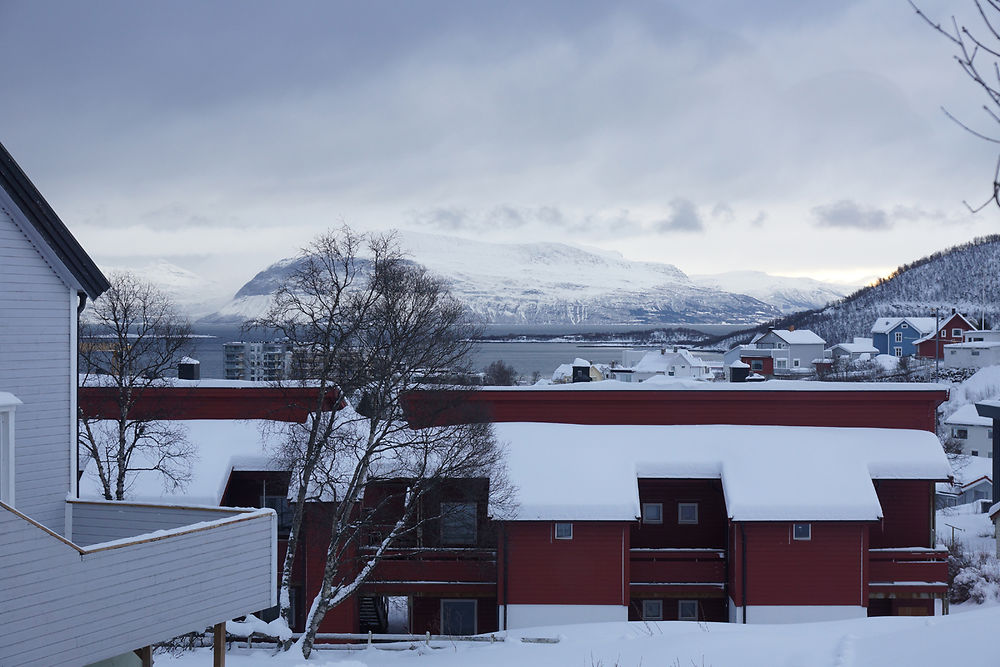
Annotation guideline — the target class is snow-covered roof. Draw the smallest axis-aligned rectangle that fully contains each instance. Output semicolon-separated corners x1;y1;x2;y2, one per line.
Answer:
729;360;750;368
870;317;937;335
0;392;22;409
773;329;825;345
830;338;878;354
633;349;706;373
179;357;201;365
944;404;994;428
496;423;949;522
551;363;573;381
79;419;285;506
572;358;591;367
943;341;1000;349
472;378;947;392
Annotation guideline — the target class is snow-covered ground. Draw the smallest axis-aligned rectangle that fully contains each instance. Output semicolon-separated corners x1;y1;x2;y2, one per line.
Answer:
157;608;1000;667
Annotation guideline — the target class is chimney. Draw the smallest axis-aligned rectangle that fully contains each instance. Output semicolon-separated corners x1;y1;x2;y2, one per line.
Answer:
660;348;665;355
178;357;200;380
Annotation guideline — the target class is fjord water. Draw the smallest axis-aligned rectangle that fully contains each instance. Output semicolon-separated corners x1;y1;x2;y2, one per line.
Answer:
187;324;740;379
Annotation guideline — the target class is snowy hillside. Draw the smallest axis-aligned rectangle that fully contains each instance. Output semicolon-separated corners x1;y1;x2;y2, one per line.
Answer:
202;232;848;326
101;260;231;319
713;235;1000;348
692;270;851;314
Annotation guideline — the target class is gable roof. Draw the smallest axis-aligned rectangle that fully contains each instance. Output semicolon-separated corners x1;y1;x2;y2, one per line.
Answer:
830;337;879;355
912;313;980;345
871;317;937;335
0;141;109;299
751;329;825;345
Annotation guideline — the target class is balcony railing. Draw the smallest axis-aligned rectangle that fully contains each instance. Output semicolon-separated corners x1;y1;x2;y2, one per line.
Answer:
868;548;948;593
630;548;726;593
360;546;497;594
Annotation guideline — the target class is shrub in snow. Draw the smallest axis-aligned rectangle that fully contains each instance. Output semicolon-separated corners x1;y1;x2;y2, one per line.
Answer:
950;549;1000;604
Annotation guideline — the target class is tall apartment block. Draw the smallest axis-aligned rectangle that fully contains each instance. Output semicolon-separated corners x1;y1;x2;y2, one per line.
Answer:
224;341;293;381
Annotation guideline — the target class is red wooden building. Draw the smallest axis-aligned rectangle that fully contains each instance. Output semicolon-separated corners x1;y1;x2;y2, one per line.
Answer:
80;381;952;633
913;312;979;360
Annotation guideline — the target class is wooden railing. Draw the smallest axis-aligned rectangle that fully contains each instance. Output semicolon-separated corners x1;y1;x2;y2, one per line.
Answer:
629;548;726;587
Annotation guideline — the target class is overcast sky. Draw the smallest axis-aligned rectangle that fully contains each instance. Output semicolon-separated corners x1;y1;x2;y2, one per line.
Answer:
2;0;998;295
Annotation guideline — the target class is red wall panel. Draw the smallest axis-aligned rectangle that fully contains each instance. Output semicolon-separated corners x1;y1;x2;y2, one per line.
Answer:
870;480;934;549
730;522;868;607
411;596;498;635
405;388;945;432
500;522;629;606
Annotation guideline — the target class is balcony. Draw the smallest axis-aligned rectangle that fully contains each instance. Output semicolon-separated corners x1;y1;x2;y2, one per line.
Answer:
868;548;948;596
1;499;276;665
360;546;497;596
630;548;727;596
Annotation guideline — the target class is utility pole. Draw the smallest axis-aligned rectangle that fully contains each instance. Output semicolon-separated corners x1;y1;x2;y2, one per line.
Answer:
934;307;940;379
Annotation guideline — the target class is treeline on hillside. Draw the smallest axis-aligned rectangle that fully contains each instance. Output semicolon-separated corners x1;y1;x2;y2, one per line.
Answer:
709;235;1000;350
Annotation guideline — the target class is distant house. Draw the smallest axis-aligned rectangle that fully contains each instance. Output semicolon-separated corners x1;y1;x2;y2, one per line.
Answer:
944;404;995;458
828;337;879;362
936;456;992;509
0;142;276;666
943;330;1000;370
871;313;976;358
631;348;712;382
723;329;826;377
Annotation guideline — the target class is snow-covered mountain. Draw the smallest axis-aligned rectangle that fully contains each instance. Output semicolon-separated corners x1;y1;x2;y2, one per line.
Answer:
691;271;851;314
713;235;1000;348
201;232;849;327
101;260;231;319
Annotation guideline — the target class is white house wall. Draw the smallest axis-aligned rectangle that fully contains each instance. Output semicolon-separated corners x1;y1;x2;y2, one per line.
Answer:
502;604;628;629
0;205;73;533
0;506;276;666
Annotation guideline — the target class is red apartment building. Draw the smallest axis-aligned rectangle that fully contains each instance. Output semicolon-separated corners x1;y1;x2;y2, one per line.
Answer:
80;381;951;634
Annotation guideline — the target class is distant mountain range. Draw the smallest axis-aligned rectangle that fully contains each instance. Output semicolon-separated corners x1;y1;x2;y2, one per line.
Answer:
711;235;1000;349
196;232;853;327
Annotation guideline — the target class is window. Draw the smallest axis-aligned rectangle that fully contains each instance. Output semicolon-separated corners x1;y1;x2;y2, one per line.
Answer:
971;450;979;457
989;429;993;439
775;359;788;369
440;502;477;545
792;359;800;368
793;523;811;540
678;600;698;621
642;503;663;524
893;347;903;357
895;332;903;343
954;428;968;439
901;323;908;329
972;350;981;356
678;502;699;524
554;522;573;539
441;599;477;635
953;328;963;337
642;599;663;621
750;360;763;371
0;396;18;506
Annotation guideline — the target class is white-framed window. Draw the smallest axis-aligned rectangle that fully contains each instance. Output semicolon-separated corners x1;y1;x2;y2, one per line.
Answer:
954;428;968;439
440;502;477;545
971;450;979;457
750;360;763;371
555;522;573;539
793;523;811;540
792;359;800;368
678;502;699;524
642;502;663;524
0;395;18;506
441;599;477;635
893;347;903;357
677;600;698;621
775;359;788;369
901;323;908;329
642;599;663;621
952;328;963;337
895;332;903;343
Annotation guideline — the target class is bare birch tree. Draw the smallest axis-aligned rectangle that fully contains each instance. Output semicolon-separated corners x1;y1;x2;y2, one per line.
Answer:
911;0;1000;210
251;227;508;657
78;271;195;500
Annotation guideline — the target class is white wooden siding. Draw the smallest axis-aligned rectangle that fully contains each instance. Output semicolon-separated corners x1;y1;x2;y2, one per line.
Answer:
0;206;73;532
69;500;244;546
0;504;276;666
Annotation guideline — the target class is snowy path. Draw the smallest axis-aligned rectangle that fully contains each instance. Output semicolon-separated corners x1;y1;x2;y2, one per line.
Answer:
157;607;1000;667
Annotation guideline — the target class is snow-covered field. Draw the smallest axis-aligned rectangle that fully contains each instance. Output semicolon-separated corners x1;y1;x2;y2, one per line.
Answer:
158;608;1000;667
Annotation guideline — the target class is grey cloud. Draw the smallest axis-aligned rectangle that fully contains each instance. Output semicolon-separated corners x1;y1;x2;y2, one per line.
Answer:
655;199;705;233
812;200;890;230
749;211;767;227
891;205;946;222
711;202;735;222
407;205;644;238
